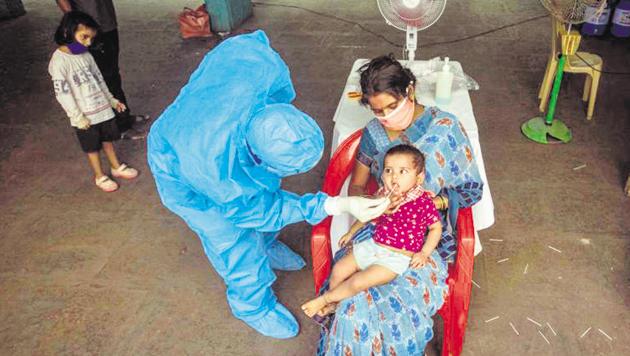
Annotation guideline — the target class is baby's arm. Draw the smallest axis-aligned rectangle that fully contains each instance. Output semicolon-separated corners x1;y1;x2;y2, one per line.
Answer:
338;220;367;247
410;221;442;268
421;221;442;256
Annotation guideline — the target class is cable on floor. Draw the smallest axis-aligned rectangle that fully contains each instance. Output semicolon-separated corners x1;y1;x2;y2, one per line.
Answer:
252;1;547;48
251;1;630;75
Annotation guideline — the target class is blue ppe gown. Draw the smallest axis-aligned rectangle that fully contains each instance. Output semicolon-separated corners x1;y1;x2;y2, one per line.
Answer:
147;30;329;338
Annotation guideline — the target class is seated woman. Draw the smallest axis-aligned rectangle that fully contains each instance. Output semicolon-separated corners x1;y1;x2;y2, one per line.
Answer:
316;55;484;355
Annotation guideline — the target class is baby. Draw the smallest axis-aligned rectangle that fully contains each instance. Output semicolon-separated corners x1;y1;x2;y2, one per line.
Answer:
302;144;442;318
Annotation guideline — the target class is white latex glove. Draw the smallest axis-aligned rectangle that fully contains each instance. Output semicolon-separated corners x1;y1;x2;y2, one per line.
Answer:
324;196;390;222
76;116;91;130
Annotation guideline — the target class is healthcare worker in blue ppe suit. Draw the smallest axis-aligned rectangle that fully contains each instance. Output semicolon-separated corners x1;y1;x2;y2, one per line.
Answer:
147;30;389;339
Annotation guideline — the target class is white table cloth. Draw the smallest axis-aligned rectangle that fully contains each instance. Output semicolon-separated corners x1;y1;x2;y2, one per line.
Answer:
329;59;495;256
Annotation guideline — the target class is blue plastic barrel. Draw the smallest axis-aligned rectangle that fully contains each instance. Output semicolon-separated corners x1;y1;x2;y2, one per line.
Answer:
611;0;630;37
204;0;252;32
582;1;612;36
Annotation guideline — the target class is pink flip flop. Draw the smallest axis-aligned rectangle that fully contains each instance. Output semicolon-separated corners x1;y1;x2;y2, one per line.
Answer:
111;163;138;180
95;175;118;192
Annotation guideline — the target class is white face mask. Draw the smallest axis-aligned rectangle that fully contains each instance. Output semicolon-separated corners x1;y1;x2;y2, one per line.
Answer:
376;96;415;131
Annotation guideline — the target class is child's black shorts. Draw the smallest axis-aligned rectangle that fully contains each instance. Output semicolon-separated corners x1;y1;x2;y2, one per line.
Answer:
74;119;120;153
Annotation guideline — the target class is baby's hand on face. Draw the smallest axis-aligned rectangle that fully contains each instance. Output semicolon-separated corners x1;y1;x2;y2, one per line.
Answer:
383;184;402;214
384;195;402;214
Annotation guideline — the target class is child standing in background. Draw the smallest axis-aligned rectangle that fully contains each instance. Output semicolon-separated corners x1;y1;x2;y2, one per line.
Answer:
49;11;138;192
302;144;442;318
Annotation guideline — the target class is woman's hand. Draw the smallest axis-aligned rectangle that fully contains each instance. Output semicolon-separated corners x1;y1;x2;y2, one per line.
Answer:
432;195;449;211
410;250;430;269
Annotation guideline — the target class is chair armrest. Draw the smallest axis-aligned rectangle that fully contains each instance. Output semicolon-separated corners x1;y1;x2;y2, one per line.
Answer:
438;208;475;356
452;207;475;284
441;207;475;325
311;218;333;294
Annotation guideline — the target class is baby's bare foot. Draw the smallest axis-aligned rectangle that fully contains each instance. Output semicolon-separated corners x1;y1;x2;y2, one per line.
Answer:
301;296;327;318
319;302;338;316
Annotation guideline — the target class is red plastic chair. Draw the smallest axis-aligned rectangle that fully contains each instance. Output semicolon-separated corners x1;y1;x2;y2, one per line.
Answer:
311;130;475;356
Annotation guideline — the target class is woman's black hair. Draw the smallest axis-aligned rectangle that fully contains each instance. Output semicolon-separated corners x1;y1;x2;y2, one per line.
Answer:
54;11;100;45
385;144;425;173
358;54;417;106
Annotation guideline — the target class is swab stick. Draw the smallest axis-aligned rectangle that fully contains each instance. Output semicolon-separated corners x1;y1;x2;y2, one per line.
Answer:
527;317;542;327
548;245;562;253
598;329;613;341
538;330;551;345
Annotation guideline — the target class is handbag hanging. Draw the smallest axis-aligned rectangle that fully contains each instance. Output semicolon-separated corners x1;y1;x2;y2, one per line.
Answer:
178;4;213;39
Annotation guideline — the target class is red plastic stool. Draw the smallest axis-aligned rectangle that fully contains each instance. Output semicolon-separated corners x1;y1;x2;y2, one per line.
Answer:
311;130;475;356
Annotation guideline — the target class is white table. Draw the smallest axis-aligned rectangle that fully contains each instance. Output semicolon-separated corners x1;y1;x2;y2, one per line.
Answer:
330;59;495;256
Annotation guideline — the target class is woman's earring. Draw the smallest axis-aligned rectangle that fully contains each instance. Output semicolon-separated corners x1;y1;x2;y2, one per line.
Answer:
407;86;415;102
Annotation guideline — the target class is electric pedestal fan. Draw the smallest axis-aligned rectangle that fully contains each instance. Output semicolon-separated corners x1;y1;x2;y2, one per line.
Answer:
377;0;447;61
521;0;604;144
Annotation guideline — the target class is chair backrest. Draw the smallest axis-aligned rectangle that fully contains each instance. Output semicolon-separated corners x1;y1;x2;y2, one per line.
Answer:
552;18;581;56
320;130;362;196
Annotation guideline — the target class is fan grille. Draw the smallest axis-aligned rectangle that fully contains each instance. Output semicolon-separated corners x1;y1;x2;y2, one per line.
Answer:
539;0;604;24
377;0;447;31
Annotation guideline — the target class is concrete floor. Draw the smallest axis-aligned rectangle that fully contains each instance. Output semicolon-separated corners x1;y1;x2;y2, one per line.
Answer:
1;0;629;355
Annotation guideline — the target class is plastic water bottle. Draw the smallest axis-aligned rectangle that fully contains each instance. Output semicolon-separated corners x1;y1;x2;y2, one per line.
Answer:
582;1;613;36
611;0;630;37
435;57;454;106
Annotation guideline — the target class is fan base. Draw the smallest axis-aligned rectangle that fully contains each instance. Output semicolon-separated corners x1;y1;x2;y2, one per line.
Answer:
521;116;572;144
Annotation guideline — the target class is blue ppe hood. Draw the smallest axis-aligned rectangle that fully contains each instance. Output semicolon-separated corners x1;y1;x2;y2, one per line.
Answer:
246;104;324;177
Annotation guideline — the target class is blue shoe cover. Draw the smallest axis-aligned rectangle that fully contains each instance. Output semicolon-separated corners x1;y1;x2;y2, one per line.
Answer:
244;303;299;339
266;240;306;271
